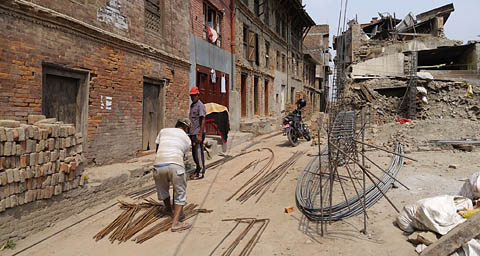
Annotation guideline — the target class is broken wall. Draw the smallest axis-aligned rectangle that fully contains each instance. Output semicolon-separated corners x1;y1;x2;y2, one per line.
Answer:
345;78;480;123
351;53;404;78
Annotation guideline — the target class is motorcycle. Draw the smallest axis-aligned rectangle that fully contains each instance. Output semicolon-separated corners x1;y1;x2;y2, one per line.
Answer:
281;109;312;147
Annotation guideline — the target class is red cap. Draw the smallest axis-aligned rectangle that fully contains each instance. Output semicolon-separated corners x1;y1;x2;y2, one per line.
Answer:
189;87;199;95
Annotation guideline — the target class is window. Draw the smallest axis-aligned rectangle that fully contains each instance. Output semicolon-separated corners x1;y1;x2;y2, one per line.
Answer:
203;2;222;47
291;27;301;49
264;1;270;26
290;87;295;104
276;50;280;70
243;24;249;59
296;56;299;76
242;0;248;6
254;0;260;16
244;25;258;62
145;0;163;35
255;34;259;65
275;12;281;34
282;54;286;72
293;58;297;76
265;40;270;68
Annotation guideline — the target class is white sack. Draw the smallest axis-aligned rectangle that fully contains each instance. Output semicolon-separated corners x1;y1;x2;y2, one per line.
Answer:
396;195;472;235
458;172;480;200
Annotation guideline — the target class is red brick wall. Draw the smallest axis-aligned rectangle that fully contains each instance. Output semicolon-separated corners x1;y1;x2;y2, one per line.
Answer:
0;5;190;166
28;0;190;60
190;0;233;53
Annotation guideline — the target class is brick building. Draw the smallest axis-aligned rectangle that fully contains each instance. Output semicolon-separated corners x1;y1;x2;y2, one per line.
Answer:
234;0;315;133
304;24;331;112
0;0;191;165
189;0;239;130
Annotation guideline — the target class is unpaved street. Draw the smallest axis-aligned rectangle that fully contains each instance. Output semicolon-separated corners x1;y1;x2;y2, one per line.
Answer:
6;119;480;256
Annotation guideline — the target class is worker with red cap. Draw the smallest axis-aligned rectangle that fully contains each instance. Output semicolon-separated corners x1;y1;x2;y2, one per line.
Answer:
189;87;207;179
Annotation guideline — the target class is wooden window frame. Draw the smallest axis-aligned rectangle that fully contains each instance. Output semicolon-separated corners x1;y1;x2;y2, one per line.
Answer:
145;0;164;36
276;50;280;70
265;40;270;68
244;27;257;63
254;0;260;16
264;1;270;26
203;1;223;48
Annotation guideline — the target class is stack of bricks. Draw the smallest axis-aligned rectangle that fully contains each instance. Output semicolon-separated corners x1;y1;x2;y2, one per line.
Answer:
0;115;85;213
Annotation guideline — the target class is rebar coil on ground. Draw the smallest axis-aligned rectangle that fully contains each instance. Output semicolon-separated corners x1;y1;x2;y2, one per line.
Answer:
295;144;404;221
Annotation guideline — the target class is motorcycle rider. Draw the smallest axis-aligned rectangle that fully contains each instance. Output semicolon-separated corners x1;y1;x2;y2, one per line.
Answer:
292;98;307;122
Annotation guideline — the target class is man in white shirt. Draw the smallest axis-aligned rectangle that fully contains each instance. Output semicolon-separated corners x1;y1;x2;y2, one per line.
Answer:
154;118;192;232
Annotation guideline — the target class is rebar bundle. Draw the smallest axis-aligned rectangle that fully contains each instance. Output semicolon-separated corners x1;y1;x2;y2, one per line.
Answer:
227;151;303;203
93;199;212;244
209;218;270;256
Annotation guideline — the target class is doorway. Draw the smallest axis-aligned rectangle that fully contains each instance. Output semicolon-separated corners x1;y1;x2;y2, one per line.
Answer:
253;76;259;116
264;79;269;116
196;65;229;107
42;64;89;149
241;74;247;117
280;84;286;111
142;79;164;151
43;75;79;125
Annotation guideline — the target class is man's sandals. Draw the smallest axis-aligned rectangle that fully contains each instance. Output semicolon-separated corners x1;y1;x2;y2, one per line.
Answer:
190;172;204;180
171;222;192;232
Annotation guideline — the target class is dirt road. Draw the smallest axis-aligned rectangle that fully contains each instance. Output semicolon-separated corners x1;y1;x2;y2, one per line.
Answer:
6;120;480;256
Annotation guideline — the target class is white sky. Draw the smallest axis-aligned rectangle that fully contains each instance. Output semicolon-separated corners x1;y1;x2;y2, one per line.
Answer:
303;0;480;44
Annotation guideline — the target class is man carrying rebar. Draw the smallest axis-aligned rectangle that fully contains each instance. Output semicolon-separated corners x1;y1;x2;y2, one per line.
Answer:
189;86;207;179
154;118;192;232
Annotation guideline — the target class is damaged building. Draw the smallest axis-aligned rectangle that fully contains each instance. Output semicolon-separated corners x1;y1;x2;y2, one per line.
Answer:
304;24;331;112
234;0;316;133
333;3;480;122
0;0;191;165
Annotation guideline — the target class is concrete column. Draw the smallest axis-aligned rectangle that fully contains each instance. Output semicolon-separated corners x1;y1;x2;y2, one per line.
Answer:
433;16;444;37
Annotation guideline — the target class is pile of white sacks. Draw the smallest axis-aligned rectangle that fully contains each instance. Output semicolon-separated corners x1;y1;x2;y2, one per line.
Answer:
396;172;480;255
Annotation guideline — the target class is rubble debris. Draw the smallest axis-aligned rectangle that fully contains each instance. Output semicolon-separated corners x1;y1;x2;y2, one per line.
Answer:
345;78;480;124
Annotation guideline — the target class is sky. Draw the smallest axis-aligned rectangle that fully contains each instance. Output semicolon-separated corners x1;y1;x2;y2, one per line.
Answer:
303;0;480;45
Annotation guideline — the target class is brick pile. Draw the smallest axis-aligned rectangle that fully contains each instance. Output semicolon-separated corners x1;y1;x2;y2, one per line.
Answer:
0;115;85;212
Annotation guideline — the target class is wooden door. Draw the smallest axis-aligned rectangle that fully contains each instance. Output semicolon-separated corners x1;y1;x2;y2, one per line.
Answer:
142;83;160;151
196;66;229;108
241;74;247;117
264;79;269;116
43;74;79;125
253;76;259;116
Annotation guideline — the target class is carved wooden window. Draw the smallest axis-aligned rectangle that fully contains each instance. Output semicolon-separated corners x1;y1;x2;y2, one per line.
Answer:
145;0;163;34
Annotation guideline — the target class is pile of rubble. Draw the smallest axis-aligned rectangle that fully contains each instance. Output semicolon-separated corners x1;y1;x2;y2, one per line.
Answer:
420;81;480;120
344;78;480;123
0;115;86;212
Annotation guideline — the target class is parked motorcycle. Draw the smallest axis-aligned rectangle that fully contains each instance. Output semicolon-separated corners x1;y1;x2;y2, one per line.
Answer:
281;99;311;147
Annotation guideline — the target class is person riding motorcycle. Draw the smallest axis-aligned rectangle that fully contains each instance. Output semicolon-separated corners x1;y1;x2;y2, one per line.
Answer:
292;98;306;117
282;98;311;146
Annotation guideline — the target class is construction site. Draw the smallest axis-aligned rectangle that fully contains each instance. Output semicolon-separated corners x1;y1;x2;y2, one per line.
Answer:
1;0;480;256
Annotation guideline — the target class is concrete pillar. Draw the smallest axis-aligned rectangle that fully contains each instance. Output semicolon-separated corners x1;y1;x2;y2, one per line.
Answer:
433;16;444;37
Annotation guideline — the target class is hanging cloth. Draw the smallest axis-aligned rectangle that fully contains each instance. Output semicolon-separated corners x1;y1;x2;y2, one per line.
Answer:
211;69;216;84
221;74;226;93
207;26;218;43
